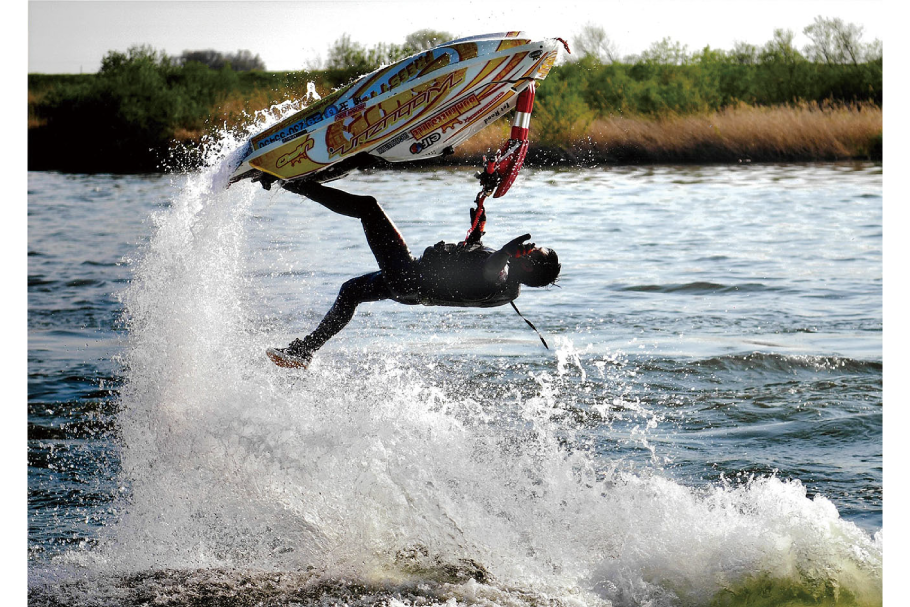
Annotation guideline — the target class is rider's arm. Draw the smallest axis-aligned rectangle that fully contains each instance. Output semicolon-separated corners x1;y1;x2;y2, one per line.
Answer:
281;180;376;218
282;180;369;204
465;206;486;245
483;234;532;282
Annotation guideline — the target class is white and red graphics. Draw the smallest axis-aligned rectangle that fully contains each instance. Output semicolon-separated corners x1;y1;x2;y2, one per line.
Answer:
229;32;563;184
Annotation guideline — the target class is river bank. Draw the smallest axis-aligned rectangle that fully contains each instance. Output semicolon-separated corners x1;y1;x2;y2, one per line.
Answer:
445;101;882;167
27;101;882;175
27;48;882;173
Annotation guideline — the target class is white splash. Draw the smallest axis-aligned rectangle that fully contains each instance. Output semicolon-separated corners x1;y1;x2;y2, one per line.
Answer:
48;113;883;607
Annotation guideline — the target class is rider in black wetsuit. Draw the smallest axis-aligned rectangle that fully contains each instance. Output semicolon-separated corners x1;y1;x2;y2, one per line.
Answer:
267;180;561;368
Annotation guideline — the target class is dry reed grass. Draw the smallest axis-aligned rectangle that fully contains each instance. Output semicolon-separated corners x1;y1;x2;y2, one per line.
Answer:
169;90;295;145
174;98;882;165
455;102;882;164
209;90;279;130
28;90;47;129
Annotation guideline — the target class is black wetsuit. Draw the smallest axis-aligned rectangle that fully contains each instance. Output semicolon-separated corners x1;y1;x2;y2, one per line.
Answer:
283;181;522;358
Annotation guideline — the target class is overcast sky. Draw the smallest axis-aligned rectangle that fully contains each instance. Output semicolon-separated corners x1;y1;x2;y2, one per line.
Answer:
28;0;887;74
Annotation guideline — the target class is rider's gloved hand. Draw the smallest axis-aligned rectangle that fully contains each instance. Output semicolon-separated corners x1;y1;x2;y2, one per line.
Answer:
252;172;278;191
476;152;502;193
477;169;501;193
502;234;534;256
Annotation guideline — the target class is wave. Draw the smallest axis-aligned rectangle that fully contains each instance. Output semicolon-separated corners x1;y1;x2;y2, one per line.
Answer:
29;469;884;606
64;278;106;288
28;275;56;287
27;557;885;607
677;352;882;375
619;281;780;294
27;113;882;607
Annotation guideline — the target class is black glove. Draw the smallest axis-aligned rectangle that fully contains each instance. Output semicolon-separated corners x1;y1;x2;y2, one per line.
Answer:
251;172;278;191
477;169;501;193
502;234;533;256
469;206;487;225
477;152;502;193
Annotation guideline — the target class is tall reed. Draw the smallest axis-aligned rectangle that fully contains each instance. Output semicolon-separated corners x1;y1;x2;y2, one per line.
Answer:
456;101;882;164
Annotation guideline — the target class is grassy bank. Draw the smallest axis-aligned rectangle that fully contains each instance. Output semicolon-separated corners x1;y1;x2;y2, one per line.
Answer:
453;101;882;166
27;45;882;173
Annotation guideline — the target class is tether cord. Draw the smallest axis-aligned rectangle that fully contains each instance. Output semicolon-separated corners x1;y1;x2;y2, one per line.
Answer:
511;300;548;349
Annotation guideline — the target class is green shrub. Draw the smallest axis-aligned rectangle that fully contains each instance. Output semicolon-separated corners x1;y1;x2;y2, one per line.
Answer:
28;28;883;172
533;79;595;146
31;46;247;172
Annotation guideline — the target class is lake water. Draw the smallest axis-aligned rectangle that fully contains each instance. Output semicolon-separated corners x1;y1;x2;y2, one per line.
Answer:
27;153;882;606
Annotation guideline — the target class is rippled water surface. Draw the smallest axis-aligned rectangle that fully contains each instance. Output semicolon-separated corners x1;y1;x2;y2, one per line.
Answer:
27;160;882;606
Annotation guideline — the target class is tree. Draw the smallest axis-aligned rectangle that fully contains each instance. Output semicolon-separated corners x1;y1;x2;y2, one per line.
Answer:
760;29;804;64
404;29;454;51
730;41;759;66
803;18;837;64
31;44;247;172
179;49;265;71
325;33;371;72
640;37;689;65
865;38;883;62
803;16;878;65
102;44;173;73
757;29;810;104
226;49;266;71
571;23;618;63
325;34;412;73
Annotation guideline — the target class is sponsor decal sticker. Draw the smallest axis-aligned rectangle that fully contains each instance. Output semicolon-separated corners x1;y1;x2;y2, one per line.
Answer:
257;120;306;149
382;51;437;92
409;94;480;141
255;105;338;149
374;130;412;154
482;104;509;126
334;102;366;123
409;132;441;154
328;69;467;158
462;90;509;124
